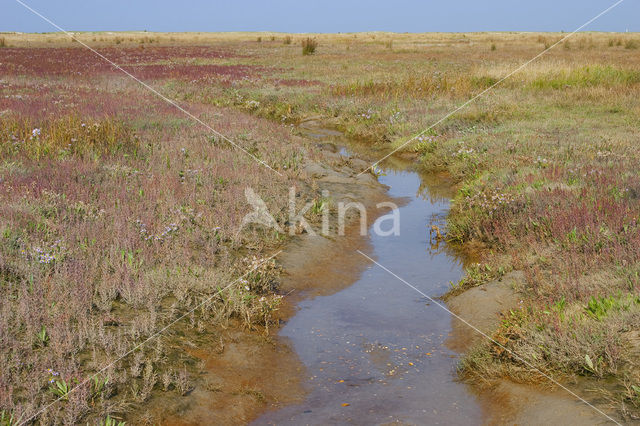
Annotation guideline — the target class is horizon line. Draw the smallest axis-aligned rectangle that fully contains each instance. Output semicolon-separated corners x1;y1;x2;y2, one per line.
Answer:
3;29;638;35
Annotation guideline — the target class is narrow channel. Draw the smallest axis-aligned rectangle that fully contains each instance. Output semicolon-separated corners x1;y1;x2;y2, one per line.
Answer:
254;127;483;425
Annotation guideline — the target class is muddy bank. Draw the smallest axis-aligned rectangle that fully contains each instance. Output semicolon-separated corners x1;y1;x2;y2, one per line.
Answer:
145;326;304;425
446;273;610;425
446;272;524;353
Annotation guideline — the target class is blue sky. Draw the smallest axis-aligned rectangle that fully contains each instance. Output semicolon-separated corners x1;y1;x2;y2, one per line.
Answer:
2;0;637;33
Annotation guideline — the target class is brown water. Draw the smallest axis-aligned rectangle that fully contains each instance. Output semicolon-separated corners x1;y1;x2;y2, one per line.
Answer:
254;127;483;425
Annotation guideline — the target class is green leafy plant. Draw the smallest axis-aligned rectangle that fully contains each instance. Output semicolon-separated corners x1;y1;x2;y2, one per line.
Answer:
49;379;70;400
101;415;126;426
632;385;640;402
0;410;21;426
91;375;109;400
586;296;614;320
310;198;328;215
36;326;49;347
583;354;603;377
553;296;566;312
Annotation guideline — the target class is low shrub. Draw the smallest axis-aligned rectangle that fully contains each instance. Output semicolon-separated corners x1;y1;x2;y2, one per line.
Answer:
301;37;317;55
625;39;638;50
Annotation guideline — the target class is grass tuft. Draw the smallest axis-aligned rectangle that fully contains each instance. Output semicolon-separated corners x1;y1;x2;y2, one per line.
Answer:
529;65;640;90
301;37;317;55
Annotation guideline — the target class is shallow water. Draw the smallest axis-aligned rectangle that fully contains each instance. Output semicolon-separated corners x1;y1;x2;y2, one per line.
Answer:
254;129;483;425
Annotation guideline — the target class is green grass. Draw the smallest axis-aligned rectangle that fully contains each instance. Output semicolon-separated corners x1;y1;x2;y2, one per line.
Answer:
529;65;640;90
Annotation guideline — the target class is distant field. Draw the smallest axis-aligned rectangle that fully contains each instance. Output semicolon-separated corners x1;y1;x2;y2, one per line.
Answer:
1;31;640;423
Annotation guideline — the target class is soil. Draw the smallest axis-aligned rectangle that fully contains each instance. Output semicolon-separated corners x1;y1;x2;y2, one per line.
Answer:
446;271;524;353
149;328;305;425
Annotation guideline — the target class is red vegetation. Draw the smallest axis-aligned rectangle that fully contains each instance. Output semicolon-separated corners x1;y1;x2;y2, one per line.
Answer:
0;46;262;82
0;81;181;120
470;164;640;301
271;78;324;87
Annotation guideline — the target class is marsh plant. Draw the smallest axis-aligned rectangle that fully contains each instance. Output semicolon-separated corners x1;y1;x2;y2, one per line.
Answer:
301;37;317;55
0;44;308;423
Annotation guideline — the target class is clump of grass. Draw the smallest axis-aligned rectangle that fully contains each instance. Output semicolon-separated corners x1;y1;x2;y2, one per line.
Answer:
490;43;496;51
529;65;640;90
301;37;317;55
283;35;292;45
0;37;6;48
608;37;624;47
256;36;262;43
625;39;638;50
332;73;496;100
385;39;393;49
537;35;555;50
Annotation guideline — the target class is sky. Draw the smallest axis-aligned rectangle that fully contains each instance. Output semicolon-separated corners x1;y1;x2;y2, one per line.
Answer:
2;0;638;34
